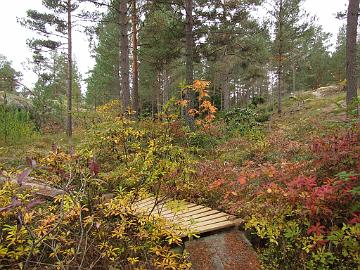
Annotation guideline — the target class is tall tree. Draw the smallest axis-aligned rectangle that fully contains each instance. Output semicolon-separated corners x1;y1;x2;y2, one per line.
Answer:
274;0;284;113
0;55;22;93
119;0;131;111
196;0;268;109
270;0;311;113
331;26;347;82
138;2;183;115
31;52;82;130
66;0;73;137
184;0;194;125
86;5;121;108
20;0;79;137
346;0;360;114
131;0;140;114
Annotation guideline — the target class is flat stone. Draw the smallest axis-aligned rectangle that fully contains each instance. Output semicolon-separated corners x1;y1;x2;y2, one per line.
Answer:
185;229;261;270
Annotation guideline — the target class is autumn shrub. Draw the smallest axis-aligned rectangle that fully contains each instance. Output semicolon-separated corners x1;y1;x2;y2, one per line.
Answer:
0;97;200;268
176;80;221;148
82;115;194;194
186;128;221;151
311;123;360;176
265;128;309;162
175;120;360;269
0;176;191;269
165;160;240;209
243;171;360;270
240;125;360;269
215;128;269;165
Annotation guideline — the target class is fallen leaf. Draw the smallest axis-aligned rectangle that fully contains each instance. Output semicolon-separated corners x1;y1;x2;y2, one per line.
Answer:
238;176;247;185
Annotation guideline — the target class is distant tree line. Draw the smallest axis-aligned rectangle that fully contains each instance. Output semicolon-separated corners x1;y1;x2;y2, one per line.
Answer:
3;0;357;137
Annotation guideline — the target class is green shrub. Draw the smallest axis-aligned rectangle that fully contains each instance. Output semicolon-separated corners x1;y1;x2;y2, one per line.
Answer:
251;96;266;107
0;105;38;145
224;107;258;133
255;111;271;123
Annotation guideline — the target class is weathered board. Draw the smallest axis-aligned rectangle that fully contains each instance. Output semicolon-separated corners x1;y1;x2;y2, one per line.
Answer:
133;196;242;237
0;176;64;198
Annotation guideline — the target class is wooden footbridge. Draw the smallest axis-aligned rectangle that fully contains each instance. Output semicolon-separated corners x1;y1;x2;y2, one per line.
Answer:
133;196;242;237
1;176;260;269
1;175;242;237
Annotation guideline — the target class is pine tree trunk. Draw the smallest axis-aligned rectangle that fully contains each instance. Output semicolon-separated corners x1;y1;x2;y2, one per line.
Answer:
163;69;170;104
277;0;284;114
292;63;296;93
156;71;162;113
346;0;360;114
115;59;121;100
184;0;194;126
131;0;140;115
223;74;230;110
66;0;73;138
120;0;130;112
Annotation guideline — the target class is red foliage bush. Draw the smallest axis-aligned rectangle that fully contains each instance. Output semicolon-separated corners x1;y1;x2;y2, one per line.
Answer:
312;123;360;175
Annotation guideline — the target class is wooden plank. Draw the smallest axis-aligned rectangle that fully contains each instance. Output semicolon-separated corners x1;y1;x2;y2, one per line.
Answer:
0;177;65;199
144;202;198;214
184;209;221;220
193;216;233;229
192;220;236;234
139;201;167;212
189;212;229;223
161;205;207;217
133;197;155;207
135;197;165;208
141;204;204;219
177;215;232;230
135;198;198;215
166;206;215;218
164;209;219;226
136;201;167;213
165;210;224;225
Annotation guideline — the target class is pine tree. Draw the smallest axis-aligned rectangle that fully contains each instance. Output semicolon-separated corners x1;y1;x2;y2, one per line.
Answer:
270;0;311;113
20;0;81;137
86;5;121;108
0;55;22;93
346;0;360;114
131;0;140;114
119;0;131;112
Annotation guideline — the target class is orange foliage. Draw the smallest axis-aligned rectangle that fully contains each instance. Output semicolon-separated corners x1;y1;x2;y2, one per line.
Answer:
177;80;218;127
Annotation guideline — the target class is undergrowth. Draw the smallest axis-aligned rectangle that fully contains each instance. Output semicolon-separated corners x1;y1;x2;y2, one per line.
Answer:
1;86;359;269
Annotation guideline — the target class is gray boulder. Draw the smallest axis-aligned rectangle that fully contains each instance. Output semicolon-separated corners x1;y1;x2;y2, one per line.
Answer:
0;91;33;110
